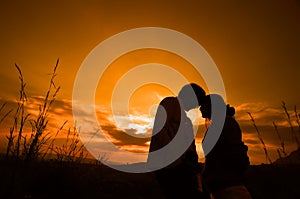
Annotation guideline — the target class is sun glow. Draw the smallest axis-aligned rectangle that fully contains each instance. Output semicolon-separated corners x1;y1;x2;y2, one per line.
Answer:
94;48;207;150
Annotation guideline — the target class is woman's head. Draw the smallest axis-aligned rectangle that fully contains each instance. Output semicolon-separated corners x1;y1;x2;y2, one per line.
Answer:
200;95;212;119
178;83;206;111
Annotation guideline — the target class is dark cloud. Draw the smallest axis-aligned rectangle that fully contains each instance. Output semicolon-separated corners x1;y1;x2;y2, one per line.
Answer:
243;138;261;145
95;109;152;149
124;128;138;135
100;121;150;149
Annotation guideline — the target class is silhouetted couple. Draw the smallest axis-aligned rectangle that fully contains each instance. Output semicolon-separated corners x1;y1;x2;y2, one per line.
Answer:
147;83;252;199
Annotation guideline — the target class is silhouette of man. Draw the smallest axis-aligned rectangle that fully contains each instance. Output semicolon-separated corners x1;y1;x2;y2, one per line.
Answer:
200;94;252;199
148;83;208;199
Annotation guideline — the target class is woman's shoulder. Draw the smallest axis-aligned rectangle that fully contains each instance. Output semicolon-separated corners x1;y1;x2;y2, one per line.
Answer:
223;117;242;139
224;117;240;128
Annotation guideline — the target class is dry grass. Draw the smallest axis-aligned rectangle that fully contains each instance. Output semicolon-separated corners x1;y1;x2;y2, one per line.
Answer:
282;101;300;148
294;106;300;141
5;64;30;159
247;102;300;164
0;103;13;125
50;126;87;164
3;60;87;163
247;112;273;164
273;121;287;158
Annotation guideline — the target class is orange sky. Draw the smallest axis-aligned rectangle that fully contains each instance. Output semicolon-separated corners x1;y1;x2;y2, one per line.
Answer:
0;0;300;165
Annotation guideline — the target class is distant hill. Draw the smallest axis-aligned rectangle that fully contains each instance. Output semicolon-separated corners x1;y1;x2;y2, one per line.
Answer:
274;148;300;165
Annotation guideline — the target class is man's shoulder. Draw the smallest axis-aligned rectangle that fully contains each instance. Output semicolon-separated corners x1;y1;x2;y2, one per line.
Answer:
160;96;178;104
159;96;180;111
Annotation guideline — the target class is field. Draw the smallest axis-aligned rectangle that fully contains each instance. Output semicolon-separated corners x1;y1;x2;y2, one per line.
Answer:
0;158;299;199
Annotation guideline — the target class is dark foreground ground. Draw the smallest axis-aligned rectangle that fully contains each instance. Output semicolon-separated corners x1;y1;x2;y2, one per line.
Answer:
0;159;299;199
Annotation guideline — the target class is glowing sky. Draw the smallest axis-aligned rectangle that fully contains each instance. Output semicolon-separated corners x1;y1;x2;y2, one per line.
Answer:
0;0;300;165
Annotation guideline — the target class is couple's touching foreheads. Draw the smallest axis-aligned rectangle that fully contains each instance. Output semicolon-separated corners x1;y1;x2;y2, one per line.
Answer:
147;83;252;199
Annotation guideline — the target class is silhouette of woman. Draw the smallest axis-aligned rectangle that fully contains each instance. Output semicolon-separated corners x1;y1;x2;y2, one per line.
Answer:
148;83;208;199
200;94;252;199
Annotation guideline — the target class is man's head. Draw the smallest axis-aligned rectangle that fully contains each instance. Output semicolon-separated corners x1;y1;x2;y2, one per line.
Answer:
178;83;206;111
200;94;230;119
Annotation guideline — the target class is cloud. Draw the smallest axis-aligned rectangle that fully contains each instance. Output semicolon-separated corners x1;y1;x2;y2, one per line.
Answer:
99;118;150;148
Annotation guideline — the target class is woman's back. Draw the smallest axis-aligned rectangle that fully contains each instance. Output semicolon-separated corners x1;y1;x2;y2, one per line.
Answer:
203;116;250;193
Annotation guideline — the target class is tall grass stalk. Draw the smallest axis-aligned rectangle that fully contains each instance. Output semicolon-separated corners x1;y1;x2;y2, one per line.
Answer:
41;120;67;160
276;149;282;160
5;64;31;159
25;59;61;161
282;101;300;148
3;59;90;164
5;59;65;162
0;103;12;157
0;103;13;125
294;106;300;141
96;152;109;166
247;112;273;164
51;125;87;164
273;121;287;158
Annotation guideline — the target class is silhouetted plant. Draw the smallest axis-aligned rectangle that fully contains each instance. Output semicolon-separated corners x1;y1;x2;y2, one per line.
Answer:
294;106;300;140
247;112;273;164
5;64;30;159
282;101;300;148
96;152;110;167
0;102;12;158
41;120;67;160
5;60;66;162
0;103;13;125
51;125;87;164
25;59;61;161
3;59;90;164
276;149;282;160
273;121;287;159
